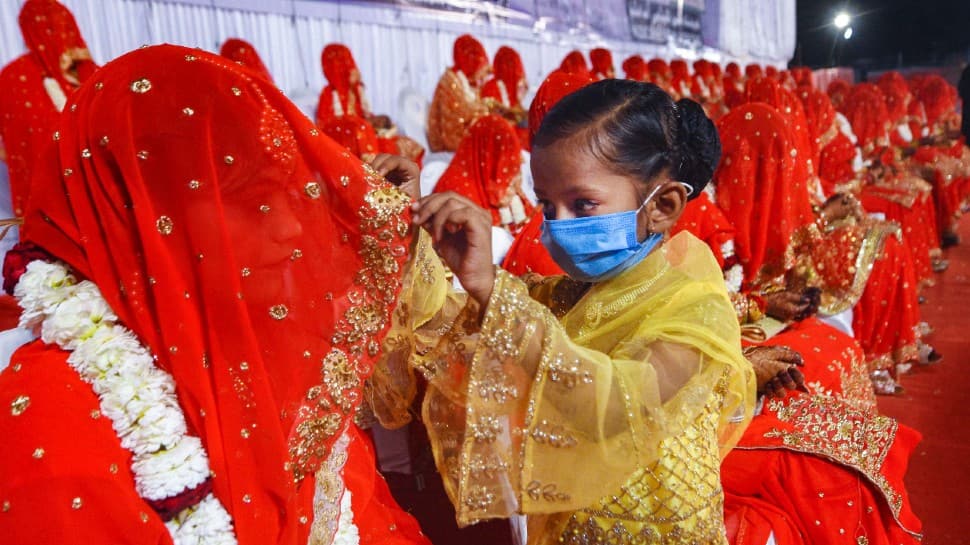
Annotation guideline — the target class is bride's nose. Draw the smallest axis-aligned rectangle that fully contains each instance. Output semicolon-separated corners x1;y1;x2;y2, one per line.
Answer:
265;195;304;242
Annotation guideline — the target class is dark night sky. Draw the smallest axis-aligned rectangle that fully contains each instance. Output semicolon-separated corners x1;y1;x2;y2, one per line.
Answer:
794;0;970;69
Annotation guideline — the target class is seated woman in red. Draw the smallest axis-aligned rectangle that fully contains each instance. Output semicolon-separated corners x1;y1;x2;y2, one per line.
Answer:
427;35;492;152
670;59;694;99
622;55;647;82
588;47;615;80
219;38;274;82
320;114;381;162
558;50;591;79
711;104;922;545
713;103;877;400
800;86;928;391
749;78;928;384
433;114;534;236
501;70;592;276
646;58;677;97
0;44;427;545
480;46;530;148
911;74;970;246
844;84;944;282
0;0;98;218
316;43;424;164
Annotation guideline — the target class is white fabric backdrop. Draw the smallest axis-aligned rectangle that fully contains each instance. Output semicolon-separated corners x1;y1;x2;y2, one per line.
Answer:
1;0;795;139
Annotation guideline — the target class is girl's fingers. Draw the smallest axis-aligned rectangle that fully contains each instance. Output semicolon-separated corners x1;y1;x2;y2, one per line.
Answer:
411;193;453;224
429;200;472;241
412;192;479;224
370;154;399;177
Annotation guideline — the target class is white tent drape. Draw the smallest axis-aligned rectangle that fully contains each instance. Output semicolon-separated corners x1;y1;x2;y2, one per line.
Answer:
2;0;795;136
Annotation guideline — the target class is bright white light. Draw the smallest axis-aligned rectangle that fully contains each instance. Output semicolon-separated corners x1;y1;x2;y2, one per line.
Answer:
834;12;851;29
843;27;853;39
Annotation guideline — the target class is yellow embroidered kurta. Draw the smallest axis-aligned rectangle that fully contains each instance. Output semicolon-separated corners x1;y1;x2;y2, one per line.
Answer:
371;232;756;544
426;68;489;152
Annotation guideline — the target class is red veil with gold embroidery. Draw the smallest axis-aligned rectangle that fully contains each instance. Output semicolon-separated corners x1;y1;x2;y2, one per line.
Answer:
433;114;532;229
1;45;413;545
713;103;815;287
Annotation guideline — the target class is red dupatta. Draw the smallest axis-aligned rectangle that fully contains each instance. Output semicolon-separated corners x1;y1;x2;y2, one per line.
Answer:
745;76;819;187
527;69;591;142
826;79;851;111
799;87;856;195
316;43;367;126
0;0;97;217
481;46;526;109
434;114;531;229
622;55;647;81
877;72;911;127
21;45;411;545
220;38;274;83
18;0;97;91
646;58;675;95
799;87;838;170
501;209;564;276
502;71;594;276
589;48;615;80
714;103;815;287
914;74;958;131
670;59;692;97
454;34;489;84
559;50;591;79
320;115;380;160
842;84;891;154
790;67;815;88
670;191;736;269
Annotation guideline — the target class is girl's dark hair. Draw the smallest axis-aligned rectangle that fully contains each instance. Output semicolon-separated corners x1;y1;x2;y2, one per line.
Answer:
532;79;720;198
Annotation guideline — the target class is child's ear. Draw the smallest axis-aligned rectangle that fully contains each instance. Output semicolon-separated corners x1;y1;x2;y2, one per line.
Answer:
647;180;689;233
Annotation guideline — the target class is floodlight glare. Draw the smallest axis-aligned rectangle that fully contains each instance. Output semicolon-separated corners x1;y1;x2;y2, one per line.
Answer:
843;27;853;39
834;12;851;29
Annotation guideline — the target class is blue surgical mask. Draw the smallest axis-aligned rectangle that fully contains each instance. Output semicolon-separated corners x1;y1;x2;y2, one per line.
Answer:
540;183;690;283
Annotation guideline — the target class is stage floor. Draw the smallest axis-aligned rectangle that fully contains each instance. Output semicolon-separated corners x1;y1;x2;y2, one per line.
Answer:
879;216;970;544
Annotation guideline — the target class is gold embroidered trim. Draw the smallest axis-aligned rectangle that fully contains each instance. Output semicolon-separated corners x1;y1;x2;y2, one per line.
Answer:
287;171;410;483
819;222;899;315
739;392;921;539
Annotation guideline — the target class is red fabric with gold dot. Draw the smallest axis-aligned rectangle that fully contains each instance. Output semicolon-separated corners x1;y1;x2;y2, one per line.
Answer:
10;44;413;544
220;38;274;83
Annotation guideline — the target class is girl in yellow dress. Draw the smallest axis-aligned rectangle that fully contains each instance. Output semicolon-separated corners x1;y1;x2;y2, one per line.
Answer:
370;79;756;544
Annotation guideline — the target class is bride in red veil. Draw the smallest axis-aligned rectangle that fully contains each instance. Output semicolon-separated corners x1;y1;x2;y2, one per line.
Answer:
0;44;427;545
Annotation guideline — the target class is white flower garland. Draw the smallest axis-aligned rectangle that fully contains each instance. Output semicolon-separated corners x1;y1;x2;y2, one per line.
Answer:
15;260;236;545
334;489;360;545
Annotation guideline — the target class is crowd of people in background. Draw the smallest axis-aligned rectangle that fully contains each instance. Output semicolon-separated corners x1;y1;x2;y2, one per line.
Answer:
2;1;968;545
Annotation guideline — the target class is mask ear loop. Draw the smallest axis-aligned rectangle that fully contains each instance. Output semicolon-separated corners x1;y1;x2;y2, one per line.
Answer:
635;180;694;235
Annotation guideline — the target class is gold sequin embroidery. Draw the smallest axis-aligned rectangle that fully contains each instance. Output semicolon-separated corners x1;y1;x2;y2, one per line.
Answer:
156;216;174;236
10;395;30;416
130;78;152;93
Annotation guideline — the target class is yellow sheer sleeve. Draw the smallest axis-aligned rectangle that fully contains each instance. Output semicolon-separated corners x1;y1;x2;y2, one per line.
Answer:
371;232;755;527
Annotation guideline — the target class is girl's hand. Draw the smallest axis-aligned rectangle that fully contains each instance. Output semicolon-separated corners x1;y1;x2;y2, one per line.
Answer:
411;192;495;306
370;154;420;201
